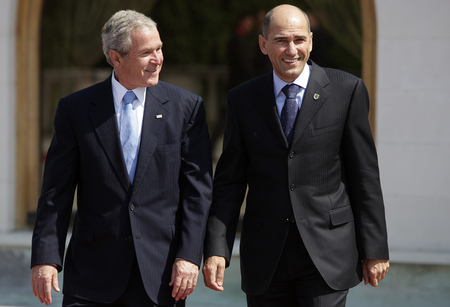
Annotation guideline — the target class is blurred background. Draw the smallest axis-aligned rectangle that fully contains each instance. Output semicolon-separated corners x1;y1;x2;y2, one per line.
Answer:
1;0;449;306
38;0;364;163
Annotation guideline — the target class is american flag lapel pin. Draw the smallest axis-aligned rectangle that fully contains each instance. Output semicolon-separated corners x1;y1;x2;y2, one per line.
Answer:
156;114;163;119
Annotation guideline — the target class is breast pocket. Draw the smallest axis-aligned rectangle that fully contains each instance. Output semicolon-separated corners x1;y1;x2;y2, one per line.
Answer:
153;142;181;161
151;142;182;192
311;123;341;137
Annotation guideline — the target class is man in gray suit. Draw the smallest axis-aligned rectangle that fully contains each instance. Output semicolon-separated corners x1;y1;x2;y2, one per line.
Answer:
203;4;389;306
31;10;212;307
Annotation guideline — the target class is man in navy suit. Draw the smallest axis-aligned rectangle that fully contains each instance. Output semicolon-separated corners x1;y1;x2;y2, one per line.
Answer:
203;4;389;306
31;10;212;307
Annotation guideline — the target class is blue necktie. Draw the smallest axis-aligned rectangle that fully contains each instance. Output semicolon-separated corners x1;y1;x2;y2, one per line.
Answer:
120;91;139;183
281;84;301;146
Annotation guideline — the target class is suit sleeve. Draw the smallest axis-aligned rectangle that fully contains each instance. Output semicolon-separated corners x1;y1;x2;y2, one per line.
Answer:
204;92;249;264
341;78;389;260
176;96;213;266
31;99;78;271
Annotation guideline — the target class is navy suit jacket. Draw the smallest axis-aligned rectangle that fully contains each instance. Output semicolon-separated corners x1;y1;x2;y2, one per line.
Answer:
31;76;213;305
204;61;389;295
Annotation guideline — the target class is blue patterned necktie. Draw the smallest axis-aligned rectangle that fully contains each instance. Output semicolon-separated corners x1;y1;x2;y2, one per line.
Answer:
120;91;139;183
281;84;301;146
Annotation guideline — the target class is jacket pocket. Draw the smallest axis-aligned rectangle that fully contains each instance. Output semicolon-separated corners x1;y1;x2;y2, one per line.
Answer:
329;205;354;226
155;142;181;153
311;123;341;137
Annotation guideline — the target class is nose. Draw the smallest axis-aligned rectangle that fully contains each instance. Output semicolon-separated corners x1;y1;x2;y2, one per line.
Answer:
285;41;297;56
150;50;163;65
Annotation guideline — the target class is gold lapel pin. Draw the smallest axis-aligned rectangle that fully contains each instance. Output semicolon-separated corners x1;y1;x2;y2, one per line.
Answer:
313;93;320;100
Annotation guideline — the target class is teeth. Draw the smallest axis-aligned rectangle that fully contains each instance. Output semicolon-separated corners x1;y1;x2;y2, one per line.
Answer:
284;59;298;63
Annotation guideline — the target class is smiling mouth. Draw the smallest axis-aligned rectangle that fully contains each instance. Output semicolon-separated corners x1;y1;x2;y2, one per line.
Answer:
283;59;299;64
145;68;159;74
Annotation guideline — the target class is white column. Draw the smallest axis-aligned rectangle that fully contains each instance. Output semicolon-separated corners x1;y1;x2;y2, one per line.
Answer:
376;0;450;264
0;0;18;232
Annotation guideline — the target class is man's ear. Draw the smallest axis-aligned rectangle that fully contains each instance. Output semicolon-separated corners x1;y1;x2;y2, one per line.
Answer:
109;50;122;67
259;35;268;55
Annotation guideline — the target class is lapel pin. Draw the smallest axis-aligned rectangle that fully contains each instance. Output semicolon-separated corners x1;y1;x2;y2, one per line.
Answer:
156;114;163;119
313;93;320;100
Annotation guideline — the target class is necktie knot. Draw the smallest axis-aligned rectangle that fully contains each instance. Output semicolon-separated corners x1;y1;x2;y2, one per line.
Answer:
123;91;136;106
282;84;301;99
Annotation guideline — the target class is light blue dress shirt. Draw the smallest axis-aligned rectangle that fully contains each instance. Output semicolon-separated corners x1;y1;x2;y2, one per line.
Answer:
273;64;311;117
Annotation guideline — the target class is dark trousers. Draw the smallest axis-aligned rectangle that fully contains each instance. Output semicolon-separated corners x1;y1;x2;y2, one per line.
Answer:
62;258;184;307
246;222;348;307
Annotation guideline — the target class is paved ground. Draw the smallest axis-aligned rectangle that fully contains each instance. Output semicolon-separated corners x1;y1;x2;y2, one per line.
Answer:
0;261;245;307
1;232;450;306
3;261;450;307
0;249;245;307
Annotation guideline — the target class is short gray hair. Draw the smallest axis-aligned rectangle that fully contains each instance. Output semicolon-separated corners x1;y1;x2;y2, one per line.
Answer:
261;6;311;38
102;10;157;66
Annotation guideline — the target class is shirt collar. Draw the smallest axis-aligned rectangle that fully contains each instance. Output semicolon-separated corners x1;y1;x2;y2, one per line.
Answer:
111;71;146;109
273;64;311;97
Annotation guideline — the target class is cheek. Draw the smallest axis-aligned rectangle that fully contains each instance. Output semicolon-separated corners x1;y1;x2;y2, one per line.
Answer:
267;48;280;60
274;47;286;59
302;43;312;54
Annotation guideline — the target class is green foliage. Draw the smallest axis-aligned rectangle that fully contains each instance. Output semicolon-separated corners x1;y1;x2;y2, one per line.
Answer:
152;0;298;65
152;0;360;75
40;0;361;74
41;0;156;68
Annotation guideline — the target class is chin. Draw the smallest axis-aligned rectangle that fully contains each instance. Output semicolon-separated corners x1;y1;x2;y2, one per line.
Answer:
146;78;160;87
285;68;302;78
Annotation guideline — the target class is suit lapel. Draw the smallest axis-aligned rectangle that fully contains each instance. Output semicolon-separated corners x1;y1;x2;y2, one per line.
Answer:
88;76;131;190
132;82;169;188
253;74;289;147
291;62;330;146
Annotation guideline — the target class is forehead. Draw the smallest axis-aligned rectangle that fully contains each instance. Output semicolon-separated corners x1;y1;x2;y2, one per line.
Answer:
130;28;162;48
267;13;309;38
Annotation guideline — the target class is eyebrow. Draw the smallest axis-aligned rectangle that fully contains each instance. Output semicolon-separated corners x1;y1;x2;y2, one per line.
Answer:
273;34;308;41
139;43;163;53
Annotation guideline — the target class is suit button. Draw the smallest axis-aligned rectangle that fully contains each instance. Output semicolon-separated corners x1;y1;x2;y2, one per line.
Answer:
290;184;295;191
130;203;135;211
289;152;295;159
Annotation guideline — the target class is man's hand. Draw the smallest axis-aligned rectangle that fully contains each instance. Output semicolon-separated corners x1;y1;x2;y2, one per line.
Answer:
31;264;60;305
169;259;199;301
202;256;226;291
362;259;389;287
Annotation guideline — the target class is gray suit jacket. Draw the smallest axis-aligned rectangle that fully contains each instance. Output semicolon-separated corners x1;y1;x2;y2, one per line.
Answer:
204;61;389;295
32;76;213;304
